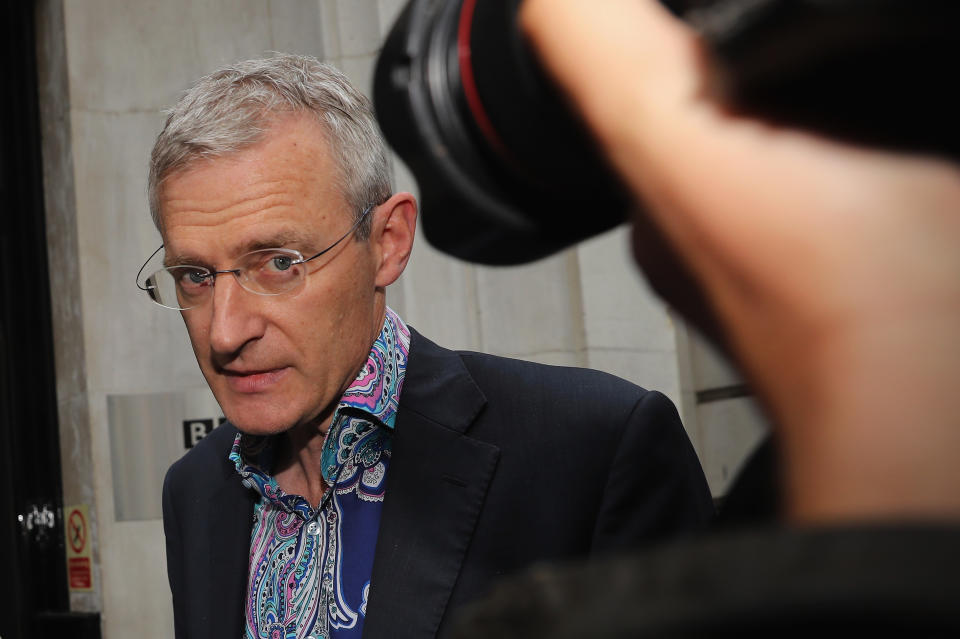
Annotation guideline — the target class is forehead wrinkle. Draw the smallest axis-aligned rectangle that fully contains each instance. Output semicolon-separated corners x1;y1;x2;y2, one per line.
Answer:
159;128;346;267
162;179;302;220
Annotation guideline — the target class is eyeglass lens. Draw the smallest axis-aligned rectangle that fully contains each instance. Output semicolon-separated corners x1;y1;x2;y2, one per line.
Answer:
145;249;308;310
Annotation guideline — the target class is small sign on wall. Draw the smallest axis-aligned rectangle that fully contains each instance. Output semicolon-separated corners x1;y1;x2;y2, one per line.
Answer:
183;417;227;448
64;504;93;592
107;390;224;521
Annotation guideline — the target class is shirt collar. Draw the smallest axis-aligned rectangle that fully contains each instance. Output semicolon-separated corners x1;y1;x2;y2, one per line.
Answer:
229;306;410;496
336;305;410;430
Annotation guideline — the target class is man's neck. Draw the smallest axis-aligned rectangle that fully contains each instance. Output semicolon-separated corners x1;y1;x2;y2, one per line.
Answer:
273;413;334;509
270;300;391;508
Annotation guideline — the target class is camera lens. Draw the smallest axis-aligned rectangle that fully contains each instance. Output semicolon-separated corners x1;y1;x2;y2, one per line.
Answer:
374;0;630;265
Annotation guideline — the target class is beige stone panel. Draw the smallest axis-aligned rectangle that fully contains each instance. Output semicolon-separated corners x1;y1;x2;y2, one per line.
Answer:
88;390;173;638
390;151;418;198
320;0;343;59
338;52;377;97
71;109;203;394
333;0;383;57
385;274;408;321
474;251;583;358
687;327;744;391
671;320;702;449
697;397;769;497
187;1;274;71
99;520;173;637
388;154;482;351
398;236;481;352
377;0;408;37
268;0;325;58
64;0;205;112
63;0;317;113
577;227;678;352
84;395;117;635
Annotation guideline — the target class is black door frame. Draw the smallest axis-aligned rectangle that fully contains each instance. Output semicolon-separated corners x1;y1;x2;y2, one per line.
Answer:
0;1;70;636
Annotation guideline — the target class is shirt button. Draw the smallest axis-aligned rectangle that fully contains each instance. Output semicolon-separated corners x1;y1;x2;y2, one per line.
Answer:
306;521;321;536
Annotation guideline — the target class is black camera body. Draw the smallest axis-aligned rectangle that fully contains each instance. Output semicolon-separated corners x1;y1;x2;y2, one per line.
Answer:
374;0;959;266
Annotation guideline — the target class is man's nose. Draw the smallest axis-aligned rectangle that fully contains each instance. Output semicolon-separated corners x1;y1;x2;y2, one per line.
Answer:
207;273;267;355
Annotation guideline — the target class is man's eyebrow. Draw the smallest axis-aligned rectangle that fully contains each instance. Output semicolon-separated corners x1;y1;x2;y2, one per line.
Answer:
163;252;206;268
162;230;313;268
239;230;312;254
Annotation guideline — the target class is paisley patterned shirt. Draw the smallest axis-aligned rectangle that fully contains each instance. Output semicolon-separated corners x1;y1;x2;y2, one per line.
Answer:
230;307;410;639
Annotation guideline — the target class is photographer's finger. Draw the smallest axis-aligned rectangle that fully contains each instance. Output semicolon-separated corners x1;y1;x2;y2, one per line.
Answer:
518;0;722;261
519;0;701;146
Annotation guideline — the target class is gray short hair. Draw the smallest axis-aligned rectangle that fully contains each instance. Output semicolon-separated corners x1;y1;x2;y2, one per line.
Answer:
148;54;392;238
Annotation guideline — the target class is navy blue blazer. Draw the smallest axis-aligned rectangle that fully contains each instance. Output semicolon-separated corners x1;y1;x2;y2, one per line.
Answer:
162;328;713;638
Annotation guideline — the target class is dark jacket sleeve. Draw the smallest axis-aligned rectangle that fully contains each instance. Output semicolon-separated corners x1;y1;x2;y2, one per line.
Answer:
162;464;188;639
160;423;252;639
590;390;714;551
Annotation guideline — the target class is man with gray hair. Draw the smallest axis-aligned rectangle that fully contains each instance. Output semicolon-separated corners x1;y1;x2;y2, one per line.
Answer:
143;54;712;639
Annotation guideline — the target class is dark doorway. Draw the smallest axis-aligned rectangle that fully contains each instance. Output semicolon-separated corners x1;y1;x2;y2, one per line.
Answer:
0;3;97;638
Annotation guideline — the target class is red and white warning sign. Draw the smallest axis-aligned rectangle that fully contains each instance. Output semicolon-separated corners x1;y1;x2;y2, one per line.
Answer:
64;504;93;592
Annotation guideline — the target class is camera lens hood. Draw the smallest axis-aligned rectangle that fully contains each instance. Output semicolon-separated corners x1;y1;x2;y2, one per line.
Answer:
374;0;630;265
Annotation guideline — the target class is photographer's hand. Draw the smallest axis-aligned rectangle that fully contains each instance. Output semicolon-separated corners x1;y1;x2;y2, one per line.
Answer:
521;0;960;523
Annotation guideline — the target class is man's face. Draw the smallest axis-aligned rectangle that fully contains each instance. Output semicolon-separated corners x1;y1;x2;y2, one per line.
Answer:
159;115;385;436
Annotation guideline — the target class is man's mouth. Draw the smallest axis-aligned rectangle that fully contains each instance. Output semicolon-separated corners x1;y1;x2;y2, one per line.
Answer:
222;367;290;393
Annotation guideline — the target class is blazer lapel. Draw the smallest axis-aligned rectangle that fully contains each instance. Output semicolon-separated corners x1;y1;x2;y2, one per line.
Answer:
363;330;500;639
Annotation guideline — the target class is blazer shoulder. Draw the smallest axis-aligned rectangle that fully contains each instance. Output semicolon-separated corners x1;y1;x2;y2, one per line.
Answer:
404;327;671;442
456;349;652;409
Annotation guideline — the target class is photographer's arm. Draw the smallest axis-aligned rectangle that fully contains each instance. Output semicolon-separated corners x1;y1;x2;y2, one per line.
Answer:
521;0;960;523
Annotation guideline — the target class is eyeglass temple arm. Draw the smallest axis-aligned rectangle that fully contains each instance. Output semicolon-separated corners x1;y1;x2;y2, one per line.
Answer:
136;244;165;291
300;205;374;265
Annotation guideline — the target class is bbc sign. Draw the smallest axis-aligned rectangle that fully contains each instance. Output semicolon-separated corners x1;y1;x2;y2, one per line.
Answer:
182;416;228;448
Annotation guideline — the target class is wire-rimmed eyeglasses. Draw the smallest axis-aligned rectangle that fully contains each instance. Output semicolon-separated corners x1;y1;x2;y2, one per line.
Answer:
136;205;372;310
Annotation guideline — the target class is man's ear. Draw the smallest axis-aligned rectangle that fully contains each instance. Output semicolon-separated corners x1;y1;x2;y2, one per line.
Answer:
371;192;418;287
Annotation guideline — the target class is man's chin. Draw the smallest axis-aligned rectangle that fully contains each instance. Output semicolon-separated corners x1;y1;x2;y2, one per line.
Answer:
210;388;300;436
213;391;330;439
218;404;298;437
230;422;291;437
227;417;296;437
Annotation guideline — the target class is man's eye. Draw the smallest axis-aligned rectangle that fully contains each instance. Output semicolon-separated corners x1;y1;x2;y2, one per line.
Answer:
269;255;294;271
173;268;208;288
